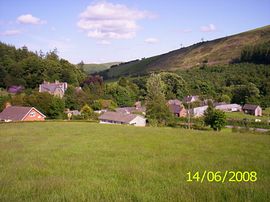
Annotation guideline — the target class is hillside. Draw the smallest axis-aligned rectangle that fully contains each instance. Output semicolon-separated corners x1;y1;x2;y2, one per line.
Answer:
100;25;270;79
82;62;121;74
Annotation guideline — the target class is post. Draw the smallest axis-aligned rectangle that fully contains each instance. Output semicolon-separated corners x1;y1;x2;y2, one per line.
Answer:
188;102;191;129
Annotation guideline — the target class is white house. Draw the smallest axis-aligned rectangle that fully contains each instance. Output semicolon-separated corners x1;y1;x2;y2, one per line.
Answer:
189;105;208;117
98;111;146;127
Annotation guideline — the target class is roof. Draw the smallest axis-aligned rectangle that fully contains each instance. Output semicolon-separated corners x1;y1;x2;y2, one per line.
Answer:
243;104;260;110
65;110;81;116
183;95;199;103
39;82;67;94
168;104;184;114
99;111;143;123
167;99;182;105
215;104;242;110
7;85;24;93
0;106;46;121
115;107;146;114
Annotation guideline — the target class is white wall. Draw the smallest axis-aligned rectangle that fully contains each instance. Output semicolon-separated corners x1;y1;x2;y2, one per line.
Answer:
129;116;146;127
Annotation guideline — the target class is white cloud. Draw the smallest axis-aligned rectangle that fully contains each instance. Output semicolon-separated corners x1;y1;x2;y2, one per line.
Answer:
200;24;216;32
17;14;46;25
77;2;154;40
144;37;159;44
0;29;22;36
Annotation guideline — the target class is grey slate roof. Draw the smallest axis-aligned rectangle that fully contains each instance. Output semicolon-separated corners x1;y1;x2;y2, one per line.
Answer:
243;104;259;110
115;107;146;114
168;104;183;114
0;106;45;121
39;82;67;94
99;111;139;123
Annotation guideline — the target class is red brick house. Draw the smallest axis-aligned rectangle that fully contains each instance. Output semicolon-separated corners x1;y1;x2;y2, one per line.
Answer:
167;99;187;117
0;106;46;122
168;103;187;117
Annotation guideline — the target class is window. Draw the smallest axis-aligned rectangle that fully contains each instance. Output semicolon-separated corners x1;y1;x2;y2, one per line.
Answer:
30;111;36;117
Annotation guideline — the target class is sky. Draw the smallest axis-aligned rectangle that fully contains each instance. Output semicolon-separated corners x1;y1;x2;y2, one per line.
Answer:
0;0;269;64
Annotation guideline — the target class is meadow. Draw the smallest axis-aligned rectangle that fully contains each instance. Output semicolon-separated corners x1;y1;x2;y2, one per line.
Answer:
0;122;269;201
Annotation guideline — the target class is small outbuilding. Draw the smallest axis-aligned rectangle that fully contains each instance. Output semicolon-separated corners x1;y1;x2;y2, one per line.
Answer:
243;104;262;116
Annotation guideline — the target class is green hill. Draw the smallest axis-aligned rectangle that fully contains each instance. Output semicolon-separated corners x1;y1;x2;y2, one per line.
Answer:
100;25;270;79
82;62;121;74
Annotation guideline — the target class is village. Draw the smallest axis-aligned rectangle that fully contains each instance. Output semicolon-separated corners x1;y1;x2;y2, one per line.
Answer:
0;80;264;128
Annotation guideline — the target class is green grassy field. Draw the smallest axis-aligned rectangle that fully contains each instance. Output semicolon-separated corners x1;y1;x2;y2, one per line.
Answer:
0;122;269;201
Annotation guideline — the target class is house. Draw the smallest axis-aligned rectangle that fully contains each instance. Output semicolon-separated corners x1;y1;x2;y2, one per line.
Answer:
189;105;208;117
167;99;186;117
99;111;146;126
168;104;187;117
183;95;199;103
167;99;182;106
215;103;242;112
7;85;24;94
94;109;108;114
134;101;142;108
243;104;262;116
115;105;146;115
39;80;68;98
64;109;81;116
0;106;46;122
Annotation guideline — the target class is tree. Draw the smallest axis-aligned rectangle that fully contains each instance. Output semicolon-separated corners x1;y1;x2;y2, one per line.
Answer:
218;94;231;103
23;92;65;119
231;83;260;105
146;74;173;126
80;104;95;120
160;72;188;99
204;106;226;131
105;83;135;107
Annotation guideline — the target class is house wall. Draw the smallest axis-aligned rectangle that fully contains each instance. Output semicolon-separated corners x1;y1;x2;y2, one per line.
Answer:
129;116;146;127
255;107;262;116
23;109;45;121
53;87;64;98
100;120;123;125
191;106;208;117
179;109;187;117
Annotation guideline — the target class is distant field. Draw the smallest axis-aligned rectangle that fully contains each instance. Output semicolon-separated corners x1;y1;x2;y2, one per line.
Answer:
0;122;269;201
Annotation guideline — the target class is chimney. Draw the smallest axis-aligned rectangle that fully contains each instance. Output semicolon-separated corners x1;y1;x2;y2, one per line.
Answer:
5;102;11;108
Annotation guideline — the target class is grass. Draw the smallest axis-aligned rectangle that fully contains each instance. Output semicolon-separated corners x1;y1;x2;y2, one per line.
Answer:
225;112;270;122
0;122;269;201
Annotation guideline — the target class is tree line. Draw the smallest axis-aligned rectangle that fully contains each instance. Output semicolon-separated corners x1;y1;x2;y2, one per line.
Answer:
0;42;85;89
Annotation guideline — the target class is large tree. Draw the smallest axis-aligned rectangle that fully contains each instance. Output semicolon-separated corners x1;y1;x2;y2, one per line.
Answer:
146;74;173;126
204;106;226;131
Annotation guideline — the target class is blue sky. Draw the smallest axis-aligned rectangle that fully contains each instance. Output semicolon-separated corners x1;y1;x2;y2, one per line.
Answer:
0;0;269;64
